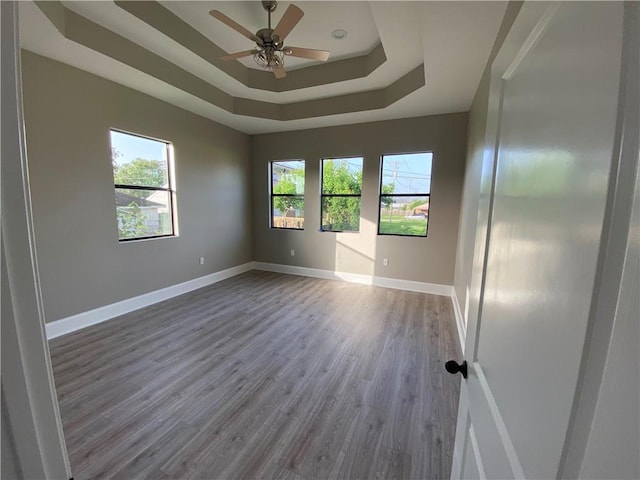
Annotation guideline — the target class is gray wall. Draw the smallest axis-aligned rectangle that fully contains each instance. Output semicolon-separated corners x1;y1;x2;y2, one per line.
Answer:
1;388;22;480
452;2;522;326
251;114;468;285
451;70;490;325
21;51;252;322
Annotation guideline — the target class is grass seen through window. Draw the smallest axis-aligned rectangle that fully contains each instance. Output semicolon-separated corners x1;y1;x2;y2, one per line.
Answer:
378;152;432;237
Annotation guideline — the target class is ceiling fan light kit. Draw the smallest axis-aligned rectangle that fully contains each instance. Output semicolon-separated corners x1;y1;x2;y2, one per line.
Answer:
210;0;331;79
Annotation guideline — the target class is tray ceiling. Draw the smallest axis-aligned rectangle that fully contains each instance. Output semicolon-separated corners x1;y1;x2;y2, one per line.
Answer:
19;1;507;134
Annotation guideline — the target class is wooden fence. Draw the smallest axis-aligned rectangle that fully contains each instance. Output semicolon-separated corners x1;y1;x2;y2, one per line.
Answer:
272;216;304;229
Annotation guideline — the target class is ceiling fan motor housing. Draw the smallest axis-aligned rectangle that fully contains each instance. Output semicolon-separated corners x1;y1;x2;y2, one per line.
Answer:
256;28;283;49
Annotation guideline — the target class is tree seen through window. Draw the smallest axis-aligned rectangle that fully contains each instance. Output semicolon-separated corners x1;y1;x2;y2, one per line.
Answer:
110;130;176;241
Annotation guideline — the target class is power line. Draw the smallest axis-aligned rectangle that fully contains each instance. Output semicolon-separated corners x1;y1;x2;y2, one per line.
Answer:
383;169;431;177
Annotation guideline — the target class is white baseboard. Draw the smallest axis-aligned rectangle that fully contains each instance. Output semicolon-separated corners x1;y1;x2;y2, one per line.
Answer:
45;262;254;339
47;261;457;341
373;275;452;297
253;262;453;297
451;287;467;353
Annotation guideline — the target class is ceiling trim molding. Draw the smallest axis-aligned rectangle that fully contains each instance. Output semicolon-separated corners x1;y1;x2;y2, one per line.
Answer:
275;65;425;121
114;0;387;93
34;1;425;121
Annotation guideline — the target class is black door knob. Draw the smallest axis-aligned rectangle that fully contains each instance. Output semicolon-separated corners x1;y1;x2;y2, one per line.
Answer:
445;360;468;379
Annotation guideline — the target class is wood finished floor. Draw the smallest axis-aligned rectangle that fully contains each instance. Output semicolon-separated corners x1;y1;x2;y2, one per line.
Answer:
50;271;461;480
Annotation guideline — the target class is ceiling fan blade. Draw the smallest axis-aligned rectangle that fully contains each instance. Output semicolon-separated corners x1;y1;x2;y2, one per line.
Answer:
219;49;259;61
284;47;330;62
272;4;304;42
273;65;287;79
209;10;259;43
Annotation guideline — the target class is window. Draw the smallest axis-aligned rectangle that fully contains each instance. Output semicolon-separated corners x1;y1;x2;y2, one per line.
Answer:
378;152;433;237
109;129;176;241
321;157;363;232
270;160;305;229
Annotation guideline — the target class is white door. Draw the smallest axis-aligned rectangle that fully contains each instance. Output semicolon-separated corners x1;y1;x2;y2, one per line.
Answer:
450;2;626;478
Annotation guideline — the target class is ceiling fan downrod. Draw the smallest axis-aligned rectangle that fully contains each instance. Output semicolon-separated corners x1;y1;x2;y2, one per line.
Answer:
262;1;277;30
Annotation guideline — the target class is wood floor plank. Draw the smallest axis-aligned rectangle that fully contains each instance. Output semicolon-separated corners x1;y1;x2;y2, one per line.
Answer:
49;271;461;479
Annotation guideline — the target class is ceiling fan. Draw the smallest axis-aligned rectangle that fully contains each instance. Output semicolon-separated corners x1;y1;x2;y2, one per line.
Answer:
210;1;330;79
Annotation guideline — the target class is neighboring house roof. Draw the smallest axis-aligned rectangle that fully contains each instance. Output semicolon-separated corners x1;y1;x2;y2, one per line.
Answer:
413;203;429;212
146;186;169;206
115;191;162;207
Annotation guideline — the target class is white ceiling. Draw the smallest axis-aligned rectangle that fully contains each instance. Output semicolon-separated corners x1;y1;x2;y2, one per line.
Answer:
19;1;507;134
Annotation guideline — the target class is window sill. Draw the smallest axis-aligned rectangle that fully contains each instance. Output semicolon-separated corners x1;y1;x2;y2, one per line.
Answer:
118;234;177;243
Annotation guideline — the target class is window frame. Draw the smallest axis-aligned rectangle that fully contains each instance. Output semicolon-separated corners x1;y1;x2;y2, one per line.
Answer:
269;160;305;231
377;151;433;238
320;156;364;233
110;128;177;242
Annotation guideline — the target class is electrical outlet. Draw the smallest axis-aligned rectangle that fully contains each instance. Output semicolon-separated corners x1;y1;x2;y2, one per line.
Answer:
383;258;389;267
290;249;295;257
199;257;204;265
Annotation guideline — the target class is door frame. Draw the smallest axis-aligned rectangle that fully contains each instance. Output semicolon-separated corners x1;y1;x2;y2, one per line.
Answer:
1;2;71;478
